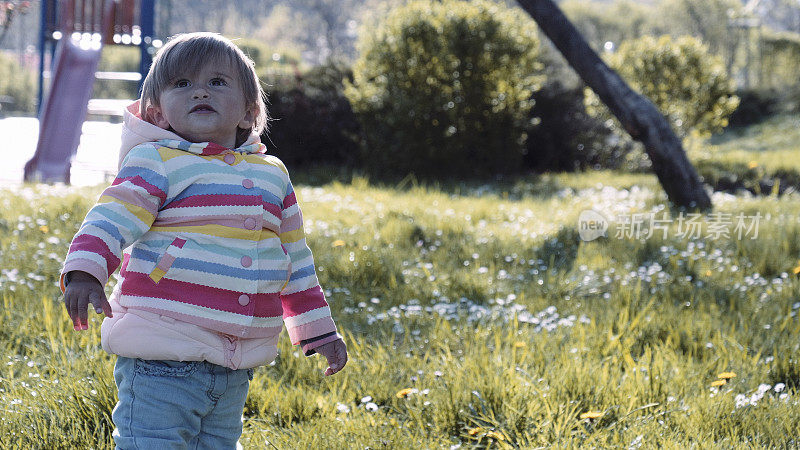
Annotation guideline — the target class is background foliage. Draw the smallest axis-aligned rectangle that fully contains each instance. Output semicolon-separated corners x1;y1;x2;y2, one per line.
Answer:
91;46;141;101
263;60;360;168
4;0;800;176
344;0;542;179
0;51;35;114
585;35;740;140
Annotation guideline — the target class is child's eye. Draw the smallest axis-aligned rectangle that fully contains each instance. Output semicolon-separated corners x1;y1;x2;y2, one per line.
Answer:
175;79;190;88
210;78;227;86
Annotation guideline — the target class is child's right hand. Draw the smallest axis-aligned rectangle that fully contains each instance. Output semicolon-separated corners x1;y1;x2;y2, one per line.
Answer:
63;271;113;331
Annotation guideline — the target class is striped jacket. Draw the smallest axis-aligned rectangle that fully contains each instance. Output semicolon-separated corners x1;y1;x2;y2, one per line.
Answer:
61;110;338;368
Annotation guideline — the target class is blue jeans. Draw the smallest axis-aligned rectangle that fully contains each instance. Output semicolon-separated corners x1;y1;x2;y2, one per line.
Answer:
111;357;254;449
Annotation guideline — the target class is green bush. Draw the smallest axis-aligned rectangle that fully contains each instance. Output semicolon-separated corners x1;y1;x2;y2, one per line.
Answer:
343;0;543;179
586;35;740;139
526;80;624;172
261;59;360;168
0;52;36;115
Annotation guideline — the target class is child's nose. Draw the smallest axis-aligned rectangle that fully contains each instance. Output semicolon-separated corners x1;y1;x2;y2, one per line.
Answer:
192;88;209;99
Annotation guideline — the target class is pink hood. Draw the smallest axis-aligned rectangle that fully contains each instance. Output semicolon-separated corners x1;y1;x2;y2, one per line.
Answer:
118;100;262;170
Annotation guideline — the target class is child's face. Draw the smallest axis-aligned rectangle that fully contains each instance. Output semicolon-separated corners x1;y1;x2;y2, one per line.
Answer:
148;60;253;148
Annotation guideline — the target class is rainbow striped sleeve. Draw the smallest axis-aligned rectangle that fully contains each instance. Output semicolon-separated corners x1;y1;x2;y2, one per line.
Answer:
279;177;337;347
60;144;168;291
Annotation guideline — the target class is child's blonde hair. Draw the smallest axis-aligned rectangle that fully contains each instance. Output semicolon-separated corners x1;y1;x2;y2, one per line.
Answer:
139;32;268;146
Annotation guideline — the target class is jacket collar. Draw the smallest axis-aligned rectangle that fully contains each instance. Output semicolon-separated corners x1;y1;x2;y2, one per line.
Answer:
118;100;266;169
153;139;266;156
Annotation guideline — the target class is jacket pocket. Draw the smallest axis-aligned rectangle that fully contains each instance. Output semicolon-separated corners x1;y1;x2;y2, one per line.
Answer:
149;237;186;284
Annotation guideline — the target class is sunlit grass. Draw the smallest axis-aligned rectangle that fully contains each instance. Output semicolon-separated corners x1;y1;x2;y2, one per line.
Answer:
689;115;800;195
2;125;800;447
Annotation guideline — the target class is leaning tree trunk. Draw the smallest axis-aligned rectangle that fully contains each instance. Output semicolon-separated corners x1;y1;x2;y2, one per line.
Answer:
517;0;712;209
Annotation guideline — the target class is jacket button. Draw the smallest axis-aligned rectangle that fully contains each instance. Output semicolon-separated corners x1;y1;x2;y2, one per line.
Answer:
242;179;254;189
241;256;252;267
224;154;236;165
238;294;250;306
244;217;256;229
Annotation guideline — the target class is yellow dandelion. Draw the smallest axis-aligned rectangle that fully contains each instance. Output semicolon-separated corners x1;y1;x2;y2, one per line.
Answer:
717;372;736;379
332;239;346;247
395;388;416;398
711;379;727;387
705;270;712;277
486;431;505;441
39;225;49;233
747;161;758;169
580;411;603;420
513;341;526;348
467;427;484;436
793;264;800;275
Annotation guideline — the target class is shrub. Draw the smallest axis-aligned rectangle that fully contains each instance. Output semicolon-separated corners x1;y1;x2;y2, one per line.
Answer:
262;59;360;168
344;0;543;179
526;78;634;172
585;35;740;139
0;51;36;115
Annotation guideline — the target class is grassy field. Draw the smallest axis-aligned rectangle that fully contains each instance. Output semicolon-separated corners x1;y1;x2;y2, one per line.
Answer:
2;119;800;448
691;115;800;196
704;115;800;170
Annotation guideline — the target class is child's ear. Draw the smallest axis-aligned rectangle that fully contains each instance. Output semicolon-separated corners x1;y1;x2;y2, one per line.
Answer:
238;108;256;130
146;106;171;130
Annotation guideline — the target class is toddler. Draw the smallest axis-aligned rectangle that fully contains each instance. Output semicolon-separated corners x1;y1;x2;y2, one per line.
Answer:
61;32;347;448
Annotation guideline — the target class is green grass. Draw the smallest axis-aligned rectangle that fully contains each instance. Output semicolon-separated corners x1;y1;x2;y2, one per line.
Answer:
3;120;800;447
691;114;800;195
707;115;800;164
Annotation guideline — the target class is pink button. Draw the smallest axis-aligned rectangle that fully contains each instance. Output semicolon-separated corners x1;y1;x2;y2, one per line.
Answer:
241;256;252;267
238;294;250;306
244;217;257;230
224;154;236;165
242;179;254;189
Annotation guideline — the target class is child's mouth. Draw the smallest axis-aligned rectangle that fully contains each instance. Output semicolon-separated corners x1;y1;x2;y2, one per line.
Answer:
190;104;216;113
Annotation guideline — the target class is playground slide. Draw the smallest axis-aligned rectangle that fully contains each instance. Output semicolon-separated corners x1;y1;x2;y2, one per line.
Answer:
24;38;102;183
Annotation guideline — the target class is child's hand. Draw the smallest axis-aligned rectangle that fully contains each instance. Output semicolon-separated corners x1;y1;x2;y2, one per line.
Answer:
63;271;113;331
315;338;348;376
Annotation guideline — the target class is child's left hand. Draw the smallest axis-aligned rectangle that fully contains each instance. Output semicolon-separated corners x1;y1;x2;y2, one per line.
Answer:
315;338;348;376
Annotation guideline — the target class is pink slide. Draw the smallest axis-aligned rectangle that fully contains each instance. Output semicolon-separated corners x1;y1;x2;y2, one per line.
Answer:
24;38;101;183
